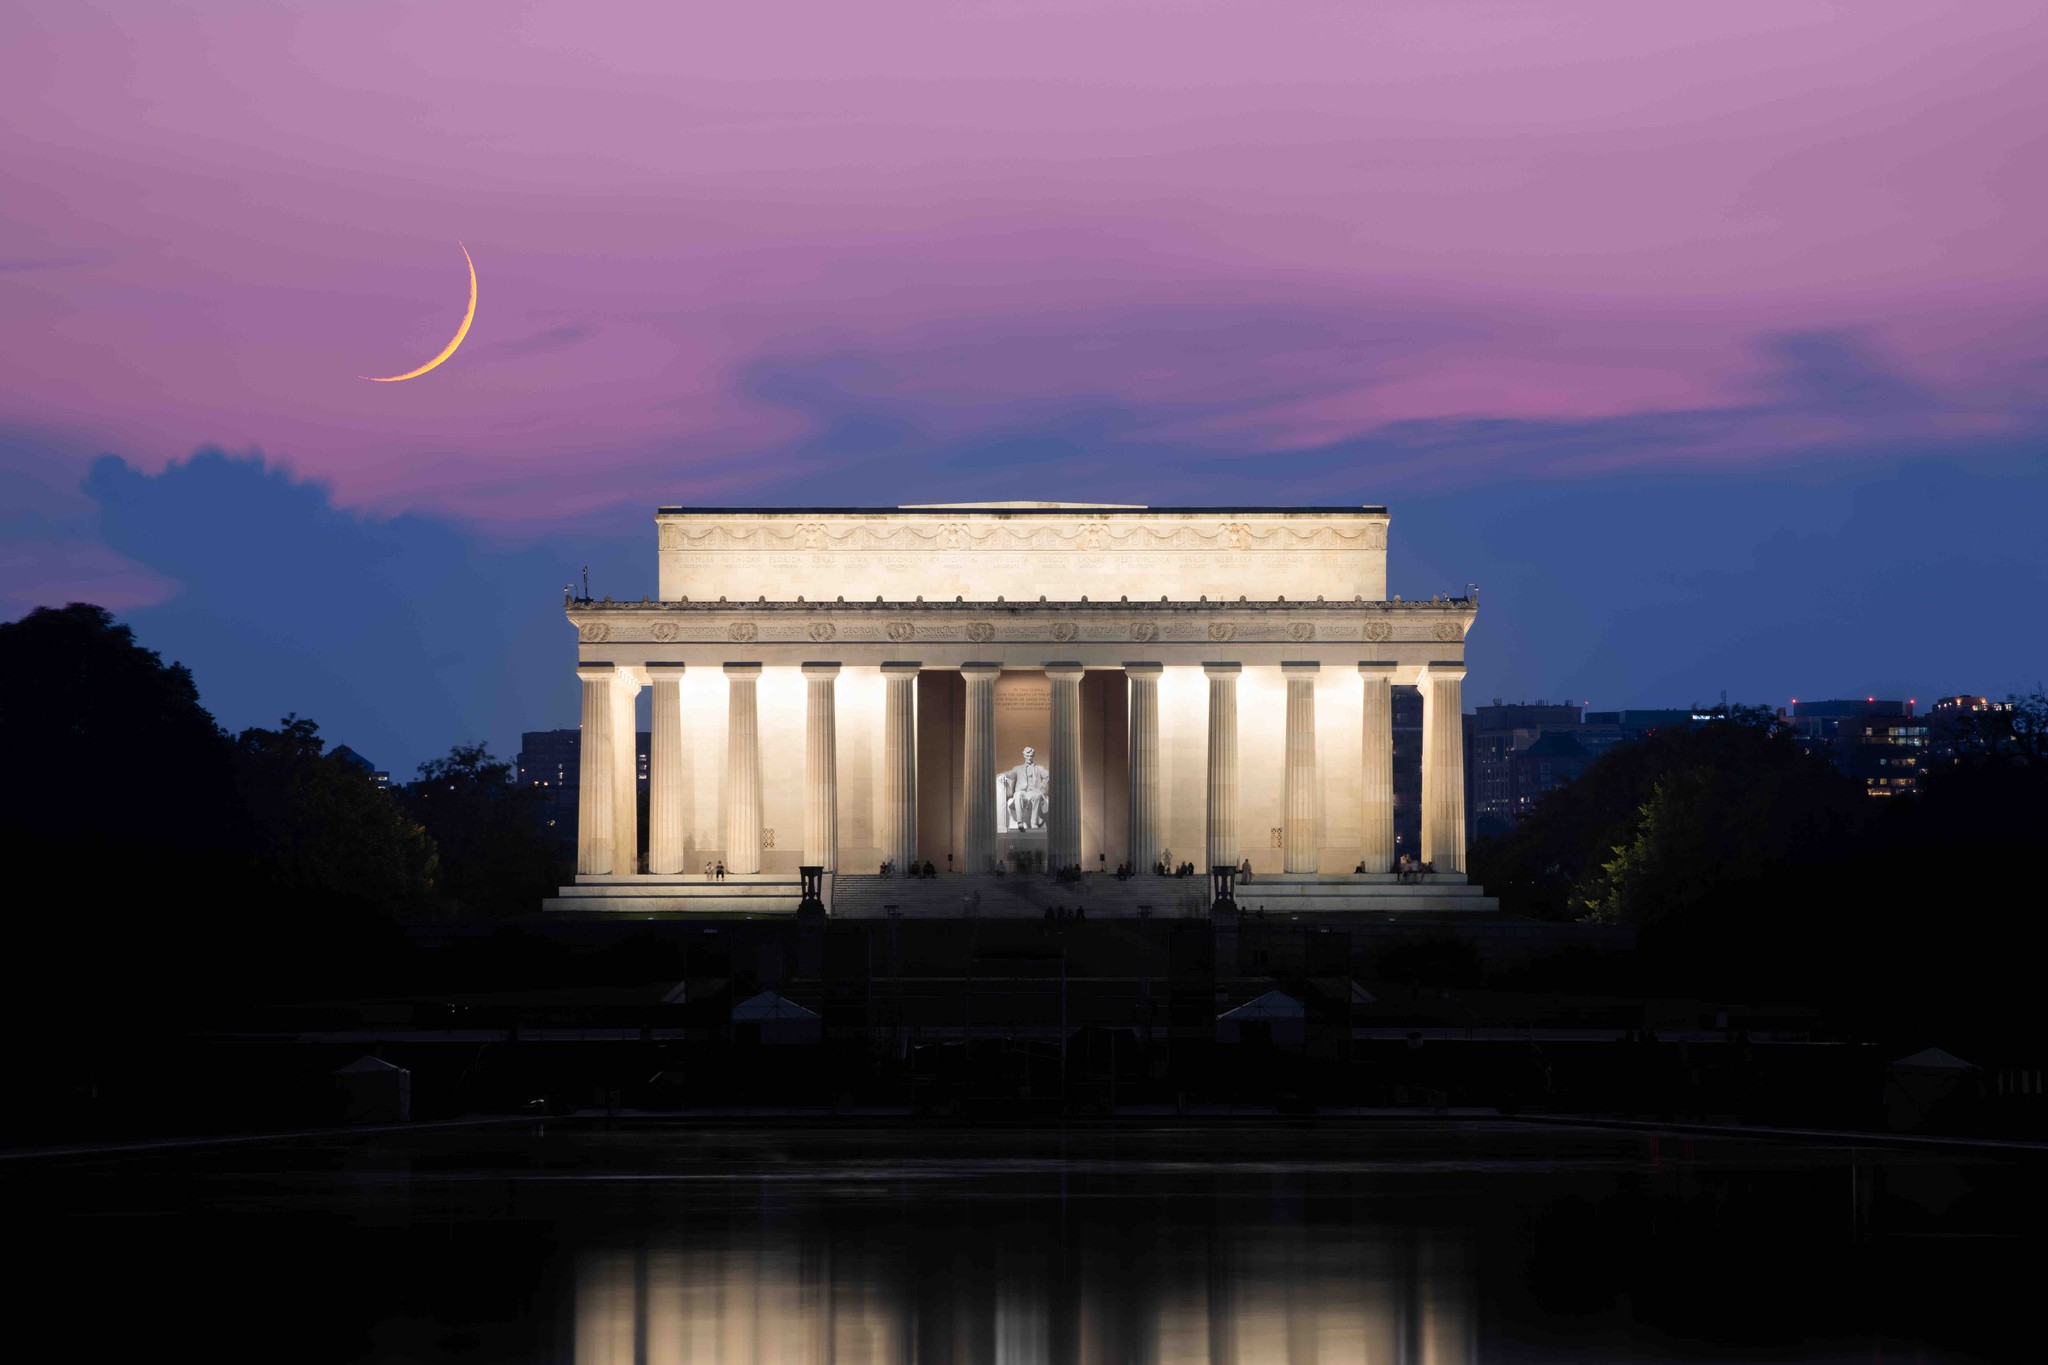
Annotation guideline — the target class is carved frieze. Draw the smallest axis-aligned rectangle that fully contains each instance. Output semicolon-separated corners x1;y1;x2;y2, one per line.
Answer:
727;621;758;642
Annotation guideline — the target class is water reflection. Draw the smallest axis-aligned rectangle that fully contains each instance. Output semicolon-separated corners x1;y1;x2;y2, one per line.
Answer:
10;1122;2027;1363
570;1216;1475;1364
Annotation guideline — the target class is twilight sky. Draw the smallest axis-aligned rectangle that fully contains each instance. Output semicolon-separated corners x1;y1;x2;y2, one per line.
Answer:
5;1;2045;773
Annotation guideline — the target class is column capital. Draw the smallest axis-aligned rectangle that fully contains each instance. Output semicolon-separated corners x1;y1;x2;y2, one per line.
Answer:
645;661;686;673
1122;661;1164;679
1422;661;1468;684
960;661;1003;678
723;661;762;677
800;661;842;678
1281;661;1321;677
1044;662;1086;681
1357;660;1399;677
1202;661;1242;677
880;661;922;676
575;661;616;682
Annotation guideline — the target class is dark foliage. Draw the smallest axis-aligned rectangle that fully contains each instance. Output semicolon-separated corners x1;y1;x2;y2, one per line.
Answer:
0;603;239;848
236;715;437;911
1471;710;1864;924
400;743;568;918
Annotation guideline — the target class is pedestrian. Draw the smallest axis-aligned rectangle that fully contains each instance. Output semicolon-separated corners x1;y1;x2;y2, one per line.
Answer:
715;860;726;881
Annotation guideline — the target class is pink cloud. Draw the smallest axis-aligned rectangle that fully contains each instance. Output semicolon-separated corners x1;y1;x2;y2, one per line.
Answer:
1;1;2044;521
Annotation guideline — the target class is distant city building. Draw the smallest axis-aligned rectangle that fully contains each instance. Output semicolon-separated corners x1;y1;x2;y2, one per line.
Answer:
1466;701;1584;838
1782;699;1929;796
1578;708;1701;758
1925;694;2015;767
518;728;650;850
328;745;390;789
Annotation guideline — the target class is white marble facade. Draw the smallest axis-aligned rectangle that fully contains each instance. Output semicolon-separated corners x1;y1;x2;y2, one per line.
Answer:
565;502;1474;885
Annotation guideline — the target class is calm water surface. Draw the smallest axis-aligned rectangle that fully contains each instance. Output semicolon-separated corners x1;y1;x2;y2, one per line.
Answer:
10;1121;2037;1363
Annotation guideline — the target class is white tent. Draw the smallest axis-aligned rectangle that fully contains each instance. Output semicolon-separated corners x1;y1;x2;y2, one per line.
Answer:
1215;990;1305;1046
1885;1047;1980;1132
731;991;822;1045
334;1055;410;1123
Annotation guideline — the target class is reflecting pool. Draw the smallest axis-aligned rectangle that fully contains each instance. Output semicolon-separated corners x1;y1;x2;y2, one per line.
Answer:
9;1122;2037;1362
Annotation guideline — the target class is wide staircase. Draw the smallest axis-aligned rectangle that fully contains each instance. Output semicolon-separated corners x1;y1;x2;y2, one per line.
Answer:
828;871;1494;918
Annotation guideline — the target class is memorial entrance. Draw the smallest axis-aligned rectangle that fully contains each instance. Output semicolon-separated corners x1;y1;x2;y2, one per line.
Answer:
545;503;1494;916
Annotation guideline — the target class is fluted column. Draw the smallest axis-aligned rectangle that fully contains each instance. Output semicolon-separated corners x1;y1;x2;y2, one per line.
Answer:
611;667;643;875
1204;662;1241;871
802;662;839;870
881;662;920;872
1046;663;1085;874
1124;663;1163;874
1282;662;1319;873
723;662;762;874
1358;662;1396;873
1420;663;1468;873
961;663;1000;873
646;663;686;874
574;662;617;875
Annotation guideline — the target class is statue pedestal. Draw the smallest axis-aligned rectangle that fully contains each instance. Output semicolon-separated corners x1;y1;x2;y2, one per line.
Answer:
998;829;1048;874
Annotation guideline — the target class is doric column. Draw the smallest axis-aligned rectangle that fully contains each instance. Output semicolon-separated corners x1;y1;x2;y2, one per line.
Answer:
802;663;840;870
1046;663;1085;874
646;663;686;874
574;662;617;875
1420;662;1468;873
611;667;643;875
1282;662;1319;873
881;662;920;872
1124;663;1163;875
961;663;1000;873
1204;662;1241;872
1358;662;1396;873
723;662;762;874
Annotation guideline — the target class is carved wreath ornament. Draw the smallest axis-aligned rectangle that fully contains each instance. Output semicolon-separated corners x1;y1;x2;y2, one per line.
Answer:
1288;622;1316;642
1362;622;1392;643
1050;622;1077;642
578;622;610;643
1130;621;1158;642
727;621;759;642
806;621;836;642
1433;621;1464;641
651;622;679;642
966;622;997;643
887;622;916;643
1209;622;1237;642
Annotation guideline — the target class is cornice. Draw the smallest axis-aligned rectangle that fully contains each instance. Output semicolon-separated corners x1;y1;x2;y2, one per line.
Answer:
565;597;1476;647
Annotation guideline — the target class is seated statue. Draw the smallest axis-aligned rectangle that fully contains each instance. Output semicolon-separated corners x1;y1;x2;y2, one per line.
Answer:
997;745;1050;831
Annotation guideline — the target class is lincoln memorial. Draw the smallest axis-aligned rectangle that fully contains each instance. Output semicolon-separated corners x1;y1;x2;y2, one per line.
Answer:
545;504;1493;915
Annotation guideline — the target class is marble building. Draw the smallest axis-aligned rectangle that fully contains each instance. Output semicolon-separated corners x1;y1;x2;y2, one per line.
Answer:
544;503;1490;915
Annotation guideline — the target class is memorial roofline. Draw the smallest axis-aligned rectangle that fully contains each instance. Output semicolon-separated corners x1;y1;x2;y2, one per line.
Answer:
566;597;1473;612
653;504;1389;516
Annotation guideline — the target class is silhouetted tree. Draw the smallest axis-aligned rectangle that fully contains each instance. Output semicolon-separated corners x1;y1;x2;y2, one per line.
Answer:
0;603;238;848
1470;711;1862;923
401;742;565;918
234;714;437;911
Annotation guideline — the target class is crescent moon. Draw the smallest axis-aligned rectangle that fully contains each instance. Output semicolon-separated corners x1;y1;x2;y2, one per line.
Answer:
362;242;476;382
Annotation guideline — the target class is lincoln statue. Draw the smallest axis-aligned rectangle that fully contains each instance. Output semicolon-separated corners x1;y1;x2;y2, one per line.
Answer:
998;746;1050;832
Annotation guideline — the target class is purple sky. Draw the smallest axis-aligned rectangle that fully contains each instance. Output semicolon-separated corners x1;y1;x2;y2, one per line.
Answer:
4;2;2045;771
